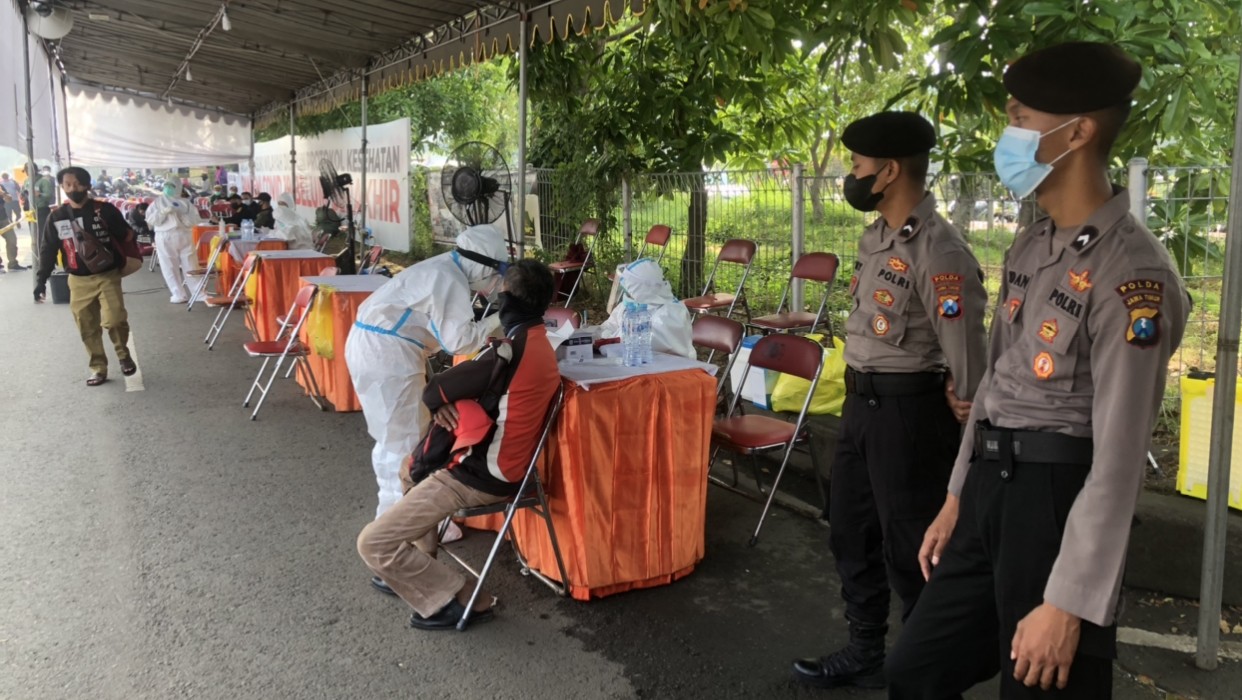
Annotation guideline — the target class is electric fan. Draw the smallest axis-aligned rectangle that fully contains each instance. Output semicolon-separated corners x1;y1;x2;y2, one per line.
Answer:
440;141;516;259
319;160;357;274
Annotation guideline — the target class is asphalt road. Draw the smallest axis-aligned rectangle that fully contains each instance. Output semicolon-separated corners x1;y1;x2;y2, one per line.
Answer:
0;240;1233;699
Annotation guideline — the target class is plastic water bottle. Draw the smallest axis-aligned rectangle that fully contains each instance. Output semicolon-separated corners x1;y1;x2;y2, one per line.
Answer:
241;220;255;240
622;302;641;367
637;303;653;364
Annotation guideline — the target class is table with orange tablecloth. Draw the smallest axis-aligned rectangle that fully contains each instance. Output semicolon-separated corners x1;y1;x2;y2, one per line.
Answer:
295;275;389;412
245;250;333;341
469;366;716;601
217;238;288;292
192;224;224;265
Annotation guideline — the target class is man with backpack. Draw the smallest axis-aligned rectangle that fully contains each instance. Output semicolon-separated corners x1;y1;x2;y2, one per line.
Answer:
33;167;139;386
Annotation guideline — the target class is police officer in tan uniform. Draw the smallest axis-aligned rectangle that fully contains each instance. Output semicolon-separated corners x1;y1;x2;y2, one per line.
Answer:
886;43;1191;698
793;112;988;689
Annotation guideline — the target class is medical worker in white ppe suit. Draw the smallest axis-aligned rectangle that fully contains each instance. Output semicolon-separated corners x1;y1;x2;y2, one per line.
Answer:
345;224;507;545
146;179;200;303
599;258;695;358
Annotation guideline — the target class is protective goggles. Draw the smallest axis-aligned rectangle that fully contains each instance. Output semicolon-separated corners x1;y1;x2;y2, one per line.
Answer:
455;247;510;276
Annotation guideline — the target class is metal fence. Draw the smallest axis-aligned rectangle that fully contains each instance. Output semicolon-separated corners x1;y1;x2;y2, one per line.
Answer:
520;159;1229;405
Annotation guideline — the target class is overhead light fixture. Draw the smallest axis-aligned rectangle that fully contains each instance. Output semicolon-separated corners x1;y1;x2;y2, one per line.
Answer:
31;1;53;18
87;12;109;21
221;6;231;31
185;67;193;81
167;97;173;106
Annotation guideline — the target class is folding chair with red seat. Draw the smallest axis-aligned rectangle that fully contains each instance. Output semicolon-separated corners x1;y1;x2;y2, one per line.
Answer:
682;238;757;321
691;315;745;400
359;245;383;274
609;224;673;282
314;232;332;252
550;219;600;307
542;307;580;331
210;202;232;216
204;253;258;350
748;252;840;337
709;334;826;546
187;235;228;311
437;384;570;630
242;284;326;420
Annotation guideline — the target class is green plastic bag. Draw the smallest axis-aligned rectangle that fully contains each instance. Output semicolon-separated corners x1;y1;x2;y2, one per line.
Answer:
770;334;847;416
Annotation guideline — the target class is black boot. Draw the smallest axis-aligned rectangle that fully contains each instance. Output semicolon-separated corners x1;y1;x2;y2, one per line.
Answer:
792;619;888;689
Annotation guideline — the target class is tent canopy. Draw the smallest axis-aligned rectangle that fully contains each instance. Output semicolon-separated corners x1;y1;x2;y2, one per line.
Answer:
50;0;641;121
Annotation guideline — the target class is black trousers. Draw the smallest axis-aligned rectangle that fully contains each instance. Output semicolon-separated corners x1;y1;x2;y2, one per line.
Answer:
828;388;959;626
886;456;1115;699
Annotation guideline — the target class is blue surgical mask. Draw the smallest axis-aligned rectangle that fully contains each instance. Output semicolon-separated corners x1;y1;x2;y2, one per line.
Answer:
993;117;1080;198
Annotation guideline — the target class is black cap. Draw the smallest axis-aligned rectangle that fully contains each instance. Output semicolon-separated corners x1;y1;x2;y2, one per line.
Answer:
1003;42;1141;114
257;192;271;202
841;112;936;158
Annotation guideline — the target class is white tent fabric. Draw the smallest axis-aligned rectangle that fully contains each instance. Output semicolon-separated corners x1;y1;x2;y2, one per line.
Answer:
0;0;62;165
64;84;251;168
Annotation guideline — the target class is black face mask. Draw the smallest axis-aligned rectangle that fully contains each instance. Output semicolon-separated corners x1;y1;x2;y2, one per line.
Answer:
497;292;544;334
66;190;89;204
843;163;893;212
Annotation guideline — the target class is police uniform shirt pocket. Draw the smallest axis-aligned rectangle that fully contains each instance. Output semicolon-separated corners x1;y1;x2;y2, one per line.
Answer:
1029;289;1085;388
867;282;912;344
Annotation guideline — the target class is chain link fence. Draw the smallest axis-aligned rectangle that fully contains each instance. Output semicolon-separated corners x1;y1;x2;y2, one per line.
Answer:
515;160;1229;409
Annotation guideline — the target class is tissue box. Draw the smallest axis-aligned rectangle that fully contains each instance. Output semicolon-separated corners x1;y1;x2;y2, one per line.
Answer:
729;335;778;409
556;331;595;363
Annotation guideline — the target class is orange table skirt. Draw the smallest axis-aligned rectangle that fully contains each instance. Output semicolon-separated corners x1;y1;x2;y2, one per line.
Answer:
192;225;218;266
295;280;374;412
246;256;332;342
218;240;287;292
467;370;714;601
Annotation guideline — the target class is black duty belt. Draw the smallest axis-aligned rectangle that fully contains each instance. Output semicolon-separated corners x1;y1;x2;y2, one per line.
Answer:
844;368;944;397
974;421;1094;481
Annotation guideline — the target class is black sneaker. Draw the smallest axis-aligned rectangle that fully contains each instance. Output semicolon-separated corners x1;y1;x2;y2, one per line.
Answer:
7;263;27;271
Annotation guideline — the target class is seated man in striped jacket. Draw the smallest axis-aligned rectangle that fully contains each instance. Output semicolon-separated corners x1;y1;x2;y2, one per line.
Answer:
357;259;559;630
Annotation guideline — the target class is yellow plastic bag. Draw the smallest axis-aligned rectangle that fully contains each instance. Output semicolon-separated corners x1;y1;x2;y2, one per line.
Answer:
770;334;847;416
305;286;336;359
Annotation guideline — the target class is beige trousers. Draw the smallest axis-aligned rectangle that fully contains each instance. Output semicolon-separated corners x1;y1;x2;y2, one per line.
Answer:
357;469;506;618
67;268;131;375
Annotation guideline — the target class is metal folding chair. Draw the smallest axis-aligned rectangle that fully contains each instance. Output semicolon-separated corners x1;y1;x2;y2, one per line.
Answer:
314;232;331;252
709;334;825;546
610;224;673;283
691;315;745;398
682;238;757;321
550;219;600;307
359;245;383;274
242;284;326;419
437;384;570;630
749;252;840;337
204;253;258;350
187;235;228;311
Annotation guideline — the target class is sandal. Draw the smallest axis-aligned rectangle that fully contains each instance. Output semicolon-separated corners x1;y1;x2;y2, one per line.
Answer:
86;373;107;387
120;359;138;376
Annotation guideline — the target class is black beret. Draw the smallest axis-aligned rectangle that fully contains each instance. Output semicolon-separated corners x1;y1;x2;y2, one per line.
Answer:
1004;42;1141;114
841;112;936;158
257;192;271;202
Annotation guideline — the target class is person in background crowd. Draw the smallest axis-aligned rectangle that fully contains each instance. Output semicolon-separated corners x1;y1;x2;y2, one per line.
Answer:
792;111;988;691
228;185;239;198
127;202;153;241
211;195;246;227
216;165;229;188
885;42;1192;699
357;260;559;631
345;224;509;595
253;193;275;229
210;184;227;203
1;171;23;234
240;192;260;220
271;192;315;249
30;163;56;265
146;179;199;303
34;167;139;386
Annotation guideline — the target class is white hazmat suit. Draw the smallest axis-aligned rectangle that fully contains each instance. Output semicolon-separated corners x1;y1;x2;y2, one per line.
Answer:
270;192;315;250
345;225;507;518
146;182;200;303
599;258;695;358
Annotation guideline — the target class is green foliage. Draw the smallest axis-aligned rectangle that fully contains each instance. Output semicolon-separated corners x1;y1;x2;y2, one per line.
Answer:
905;0;1242;171
255;62;516;159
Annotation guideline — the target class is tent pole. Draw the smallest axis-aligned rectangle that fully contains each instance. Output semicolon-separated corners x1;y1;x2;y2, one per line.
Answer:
21;9;40;276
515;9;529;259
289;102;297;203
360;72;369;234
1195;53;1242;671
47;52;61;170
248;115;256;192
60;77;71;165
